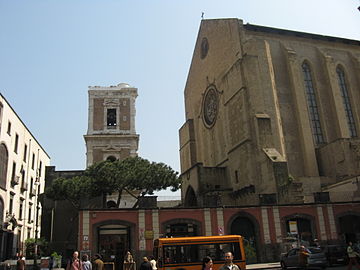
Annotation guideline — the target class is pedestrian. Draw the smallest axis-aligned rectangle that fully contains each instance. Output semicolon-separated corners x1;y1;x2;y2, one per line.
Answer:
123;251;135;270
148;256;157;270
93;254;104;270
347;241;360;270
139;257;152;270
298;246;309;269
66;251;82;270
82;254;92;270
219;252;240;270
16;253;25;270
201;256;213;270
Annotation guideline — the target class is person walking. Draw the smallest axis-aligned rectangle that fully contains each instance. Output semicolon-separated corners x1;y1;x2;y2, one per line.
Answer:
16;253;25;270
139;257;152;270
299;246;310;269
82;254;92;270
148;256;157;270
201;256;213;270
219;252;240;270
66;251;82;270
347;241;360;270
124;251;135;270
93;254;104;270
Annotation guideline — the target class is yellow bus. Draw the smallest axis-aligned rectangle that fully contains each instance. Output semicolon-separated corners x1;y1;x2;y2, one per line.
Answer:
153;235;246;270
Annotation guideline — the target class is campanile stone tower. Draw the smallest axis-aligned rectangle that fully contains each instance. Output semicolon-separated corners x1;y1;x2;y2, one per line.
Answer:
84;83;139;167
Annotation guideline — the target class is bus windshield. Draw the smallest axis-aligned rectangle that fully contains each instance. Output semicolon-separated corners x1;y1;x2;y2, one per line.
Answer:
162;241;241;265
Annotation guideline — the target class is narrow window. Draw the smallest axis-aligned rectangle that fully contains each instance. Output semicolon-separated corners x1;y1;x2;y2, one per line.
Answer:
28;203;32;223
19;200;24;220
302;62;324;145
9;195;14;214
38;161;42;177
23;144;28;162
21;169;26;192
11;162;16;184
31;153;35;170
7;121;11;135
0;143;9;189
14;133;19;153
337;67;357;137
27;228;31;239
235;170;239;184
107;109;117;126
30;177;34;196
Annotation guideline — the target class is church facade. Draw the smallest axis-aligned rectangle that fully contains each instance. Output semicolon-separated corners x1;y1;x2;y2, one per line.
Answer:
179;18;360;207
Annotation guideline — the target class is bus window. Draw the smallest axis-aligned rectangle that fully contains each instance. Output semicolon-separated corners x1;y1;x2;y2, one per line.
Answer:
163;242;241;265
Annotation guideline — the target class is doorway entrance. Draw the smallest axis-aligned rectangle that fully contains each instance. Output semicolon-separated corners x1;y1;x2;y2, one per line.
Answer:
339;214;360;243
230;216;258;263
98;224;130;270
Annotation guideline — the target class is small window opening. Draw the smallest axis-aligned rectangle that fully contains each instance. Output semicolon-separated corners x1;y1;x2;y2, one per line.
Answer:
106;156;116;162
107;109;117;126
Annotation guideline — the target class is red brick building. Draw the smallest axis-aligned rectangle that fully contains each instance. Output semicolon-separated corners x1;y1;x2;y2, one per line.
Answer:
78;202;360;265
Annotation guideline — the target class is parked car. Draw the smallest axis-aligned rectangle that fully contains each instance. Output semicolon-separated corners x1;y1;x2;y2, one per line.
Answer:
280;247;327;269
321;245;347;266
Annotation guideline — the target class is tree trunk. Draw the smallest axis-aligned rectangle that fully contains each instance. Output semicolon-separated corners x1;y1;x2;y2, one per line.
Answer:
116;189;123;208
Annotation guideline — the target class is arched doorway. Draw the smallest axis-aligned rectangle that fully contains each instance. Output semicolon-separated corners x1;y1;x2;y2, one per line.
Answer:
283;214;316;246
338;214;360;243
93;221;135;270
230;214;259;263
162;219;201;237
184;186;197;207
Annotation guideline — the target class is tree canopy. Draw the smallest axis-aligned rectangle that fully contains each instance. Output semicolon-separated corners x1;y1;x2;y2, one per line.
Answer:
45;156;181;208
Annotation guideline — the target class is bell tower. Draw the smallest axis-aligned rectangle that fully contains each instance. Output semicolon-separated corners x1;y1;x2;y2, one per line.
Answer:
84;83;139;167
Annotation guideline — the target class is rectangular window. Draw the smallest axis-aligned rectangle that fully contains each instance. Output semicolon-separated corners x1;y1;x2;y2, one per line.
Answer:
107;108;117;126
7;121;11;135
27;228;31;239
235;170;239;183
31;153;35;170
28;203;33;223
19;200;24;220
14;133;19;153
23;144;28;162
9;196;13;214
162;242;242;264
11;162;16;183
30;177;34;195
39;161;42;177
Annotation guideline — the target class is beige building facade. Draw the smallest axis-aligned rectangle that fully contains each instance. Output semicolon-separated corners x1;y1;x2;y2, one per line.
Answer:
83;83;140;207
84;83;139;166
0;94;50;259
179;19;360;207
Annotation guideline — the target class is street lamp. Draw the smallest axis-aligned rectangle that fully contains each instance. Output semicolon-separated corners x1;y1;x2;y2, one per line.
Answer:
33;178;40;270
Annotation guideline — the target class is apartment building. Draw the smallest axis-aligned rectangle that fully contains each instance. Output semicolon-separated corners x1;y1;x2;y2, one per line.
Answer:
0;94;50;260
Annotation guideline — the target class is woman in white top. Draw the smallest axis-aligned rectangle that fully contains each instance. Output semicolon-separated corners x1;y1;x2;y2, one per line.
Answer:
148;256;157;270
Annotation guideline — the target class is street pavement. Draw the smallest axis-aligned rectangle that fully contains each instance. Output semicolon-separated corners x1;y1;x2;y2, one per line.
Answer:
246;262;349;269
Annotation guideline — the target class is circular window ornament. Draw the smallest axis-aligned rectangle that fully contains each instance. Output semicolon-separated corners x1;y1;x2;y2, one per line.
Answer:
202;85;219;128
200;37;209;59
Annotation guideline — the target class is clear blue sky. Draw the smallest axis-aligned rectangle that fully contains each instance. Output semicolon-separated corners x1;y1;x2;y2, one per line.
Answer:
1;0;359;198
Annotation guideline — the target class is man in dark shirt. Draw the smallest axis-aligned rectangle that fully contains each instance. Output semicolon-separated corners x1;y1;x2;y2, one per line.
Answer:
139;257;152;270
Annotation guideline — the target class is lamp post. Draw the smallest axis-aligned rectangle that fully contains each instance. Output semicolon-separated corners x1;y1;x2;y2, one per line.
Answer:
33;178;40;270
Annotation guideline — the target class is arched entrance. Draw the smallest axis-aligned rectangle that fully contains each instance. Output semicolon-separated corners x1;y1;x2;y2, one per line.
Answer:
338;213;360;243
162;219;201;237
229;214;259;263
283;214;316;246
93;221;135;270
184;186;197;207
